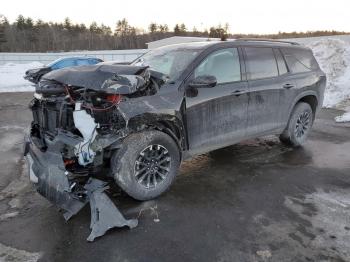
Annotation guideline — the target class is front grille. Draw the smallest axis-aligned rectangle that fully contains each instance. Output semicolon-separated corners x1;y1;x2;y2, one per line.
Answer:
30;98;126;137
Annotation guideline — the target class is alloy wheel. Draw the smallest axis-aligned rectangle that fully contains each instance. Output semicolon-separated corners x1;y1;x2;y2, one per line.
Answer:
134;144;171;189
295;111;311;138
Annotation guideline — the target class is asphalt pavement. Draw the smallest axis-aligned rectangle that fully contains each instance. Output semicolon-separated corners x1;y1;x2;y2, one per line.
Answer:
0;92;349;262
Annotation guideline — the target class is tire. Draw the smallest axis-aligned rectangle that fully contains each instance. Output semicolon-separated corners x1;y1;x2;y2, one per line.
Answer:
111;130;180;201
279;102;313;147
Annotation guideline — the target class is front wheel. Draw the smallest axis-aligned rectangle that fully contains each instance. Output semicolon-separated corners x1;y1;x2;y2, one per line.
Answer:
111;130;180;201
279;102;313;147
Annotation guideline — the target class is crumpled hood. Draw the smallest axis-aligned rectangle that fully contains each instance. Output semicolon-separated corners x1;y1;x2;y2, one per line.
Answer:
41;64;150;93
24;66;52;84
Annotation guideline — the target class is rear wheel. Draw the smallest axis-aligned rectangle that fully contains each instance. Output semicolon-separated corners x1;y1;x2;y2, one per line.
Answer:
111;130;180;201
279;102;313;147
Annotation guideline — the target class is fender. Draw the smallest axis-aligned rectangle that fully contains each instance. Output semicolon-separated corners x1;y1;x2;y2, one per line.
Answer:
127;113;186;151
286;90;319;120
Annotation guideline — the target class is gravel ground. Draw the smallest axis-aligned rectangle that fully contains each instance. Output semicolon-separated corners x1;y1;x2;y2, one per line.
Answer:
0;92;349;262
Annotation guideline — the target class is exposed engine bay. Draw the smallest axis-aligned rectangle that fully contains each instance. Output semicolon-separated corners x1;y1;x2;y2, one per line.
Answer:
26;64;169;241
30;64;166;167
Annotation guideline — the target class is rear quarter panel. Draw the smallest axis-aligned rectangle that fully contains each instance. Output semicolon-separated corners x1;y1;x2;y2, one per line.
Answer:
281;69;326;126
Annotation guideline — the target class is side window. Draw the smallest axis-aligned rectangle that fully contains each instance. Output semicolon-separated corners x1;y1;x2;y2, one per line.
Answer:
274;49;288;75
56;59;76;69
76;59;90;66
281;48;319;73
194;48;241;84
89;59;100;65
244;47;278;80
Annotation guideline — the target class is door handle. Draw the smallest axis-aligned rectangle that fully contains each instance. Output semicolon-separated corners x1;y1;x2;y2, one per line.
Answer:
232;90;246;96
283;83;294;89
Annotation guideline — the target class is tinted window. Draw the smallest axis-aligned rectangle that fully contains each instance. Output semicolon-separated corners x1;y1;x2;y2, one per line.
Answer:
194;48;241;84
244;47;278;80
274;49;288;75
88;59;101;65
55;59;76;69
282;48;319;73
76;59;90;66
47;58;65;67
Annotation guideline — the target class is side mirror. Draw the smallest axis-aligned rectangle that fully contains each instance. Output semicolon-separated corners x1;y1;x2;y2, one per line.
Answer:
188;75;217;89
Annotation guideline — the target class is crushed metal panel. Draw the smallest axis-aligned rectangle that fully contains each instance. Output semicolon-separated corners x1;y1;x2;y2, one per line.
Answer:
85;179;138;242
26;147;88;220
25;135;138;241
42;64;149;91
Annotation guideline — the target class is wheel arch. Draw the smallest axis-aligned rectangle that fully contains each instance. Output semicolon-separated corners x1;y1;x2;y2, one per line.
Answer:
288;91;319;121
127;113;186;154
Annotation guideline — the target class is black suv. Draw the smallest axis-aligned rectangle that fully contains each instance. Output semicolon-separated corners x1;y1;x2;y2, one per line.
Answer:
25;39;326;211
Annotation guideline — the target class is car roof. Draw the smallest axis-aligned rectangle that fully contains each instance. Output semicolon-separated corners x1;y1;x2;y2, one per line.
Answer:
153;41;219;50
161;39;309;51
59;56;100;61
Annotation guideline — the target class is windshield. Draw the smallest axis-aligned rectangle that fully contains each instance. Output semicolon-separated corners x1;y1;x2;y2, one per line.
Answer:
131;46;200;81
46;57;66;67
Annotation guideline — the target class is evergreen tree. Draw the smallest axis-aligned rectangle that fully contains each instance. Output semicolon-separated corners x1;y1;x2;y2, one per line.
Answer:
0;15;347;52
15;15;26;30
174;24;180;36
0;15;7;50
179;23;187;34
148;23;157;33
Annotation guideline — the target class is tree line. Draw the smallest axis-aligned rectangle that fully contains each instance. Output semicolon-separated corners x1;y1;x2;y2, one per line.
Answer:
0;14;348;52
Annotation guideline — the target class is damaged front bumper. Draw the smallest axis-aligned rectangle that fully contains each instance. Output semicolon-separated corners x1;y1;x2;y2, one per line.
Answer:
23;134;137;241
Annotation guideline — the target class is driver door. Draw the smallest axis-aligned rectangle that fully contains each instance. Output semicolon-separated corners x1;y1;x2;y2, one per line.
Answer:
185;47;248;153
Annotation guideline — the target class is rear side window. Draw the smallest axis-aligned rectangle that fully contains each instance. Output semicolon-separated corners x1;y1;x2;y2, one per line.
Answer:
281;48;319;73
274;49;288;75
244;47;278;80
195;48;241;84
89;59;101;65
76;59;91;66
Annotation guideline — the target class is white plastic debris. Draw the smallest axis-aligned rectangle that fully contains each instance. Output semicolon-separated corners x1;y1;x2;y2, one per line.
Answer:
73;102;98;166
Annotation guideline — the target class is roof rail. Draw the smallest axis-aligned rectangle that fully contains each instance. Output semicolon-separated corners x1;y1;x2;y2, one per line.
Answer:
235;38;300;46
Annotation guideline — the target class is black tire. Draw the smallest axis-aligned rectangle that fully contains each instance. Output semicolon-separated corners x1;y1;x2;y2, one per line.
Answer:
111;130;180;201
279;102;313;147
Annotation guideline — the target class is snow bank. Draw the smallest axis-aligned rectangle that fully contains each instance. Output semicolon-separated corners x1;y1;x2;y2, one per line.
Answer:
0;62;43;92
306;39;350;122
306;39;350;108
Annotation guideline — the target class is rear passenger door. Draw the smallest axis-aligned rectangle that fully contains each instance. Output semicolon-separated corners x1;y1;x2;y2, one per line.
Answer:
279;48;321;124
243;47;293;136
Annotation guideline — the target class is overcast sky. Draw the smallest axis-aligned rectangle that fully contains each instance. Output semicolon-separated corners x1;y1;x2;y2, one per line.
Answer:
2;0;349;34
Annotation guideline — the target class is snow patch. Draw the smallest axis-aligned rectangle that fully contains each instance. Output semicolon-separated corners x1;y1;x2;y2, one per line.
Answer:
0;242;41;262
0;211;19;221
0;62;42;92
335;111;350;123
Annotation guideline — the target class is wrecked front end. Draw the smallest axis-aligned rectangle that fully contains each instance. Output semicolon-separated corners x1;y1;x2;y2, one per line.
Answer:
24;65;164;241
24;67;52;84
